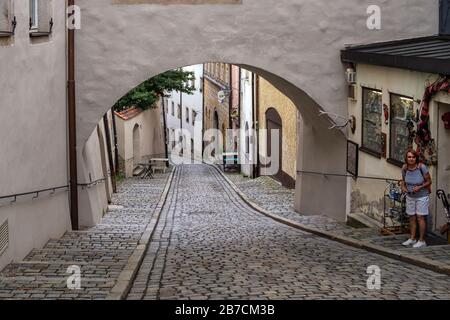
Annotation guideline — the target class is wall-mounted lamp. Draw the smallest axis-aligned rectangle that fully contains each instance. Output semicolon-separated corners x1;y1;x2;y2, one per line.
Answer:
345;64;356;84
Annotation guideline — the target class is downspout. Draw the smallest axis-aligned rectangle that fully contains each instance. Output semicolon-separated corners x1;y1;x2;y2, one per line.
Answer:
238;67;241;173
103;113;116;194
251;73;256;179
67;0;78;230
180;90;183;155
111;106;119;175
202;65;205;162
161;96;169;165
255;74;260;178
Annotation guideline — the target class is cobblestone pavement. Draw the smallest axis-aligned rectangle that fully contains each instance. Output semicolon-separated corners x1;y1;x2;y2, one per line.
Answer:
0;171;171;300
226;173;450;263
128;165;450;300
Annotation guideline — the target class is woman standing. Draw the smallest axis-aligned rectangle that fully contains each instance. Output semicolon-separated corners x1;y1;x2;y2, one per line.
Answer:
400;149;432;248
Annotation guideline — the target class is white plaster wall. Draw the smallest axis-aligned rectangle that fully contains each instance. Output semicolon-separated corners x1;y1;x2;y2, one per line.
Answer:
0;0;70;270
165;65;204;160
74;0;439;221
116;107;165;177
78;123;111;228
75;0;438;145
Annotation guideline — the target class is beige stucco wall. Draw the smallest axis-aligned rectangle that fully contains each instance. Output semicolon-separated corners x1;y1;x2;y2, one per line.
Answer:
258;76;299;184
348;64;450;232
0;0;71;270
116;105;165;178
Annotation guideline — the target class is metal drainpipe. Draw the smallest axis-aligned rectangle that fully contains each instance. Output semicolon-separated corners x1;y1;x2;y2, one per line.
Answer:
201;65;205;163
255;74;260;178
67;0;78;230
103;113;116;194
180;90;183;155
238;67;242;173
111;106;119;175
161;96;169;166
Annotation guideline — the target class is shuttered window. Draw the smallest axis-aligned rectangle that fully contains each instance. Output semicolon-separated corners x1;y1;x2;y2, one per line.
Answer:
29;0;53;36
0;0;14;36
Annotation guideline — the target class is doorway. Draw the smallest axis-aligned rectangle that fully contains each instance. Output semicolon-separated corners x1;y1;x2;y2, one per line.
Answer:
266;108;283;183
437;103;450;234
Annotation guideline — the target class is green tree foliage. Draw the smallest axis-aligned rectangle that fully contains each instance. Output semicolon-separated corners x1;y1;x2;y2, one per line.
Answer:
114;69;196;111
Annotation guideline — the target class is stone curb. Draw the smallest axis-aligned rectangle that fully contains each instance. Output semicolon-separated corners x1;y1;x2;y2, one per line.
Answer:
212;166;450;277
106;168;176;300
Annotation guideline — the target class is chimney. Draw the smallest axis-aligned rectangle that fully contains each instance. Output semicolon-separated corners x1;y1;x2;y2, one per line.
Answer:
440;0;450;35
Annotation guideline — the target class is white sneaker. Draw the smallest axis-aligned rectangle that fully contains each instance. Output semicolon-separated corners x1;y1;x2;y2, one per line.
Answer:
413;241;427;249
402;239;417;246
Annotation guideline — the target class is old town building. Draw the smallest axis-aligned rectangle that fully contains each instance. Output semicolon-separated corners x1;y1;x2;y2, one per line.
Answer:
342;35;450;235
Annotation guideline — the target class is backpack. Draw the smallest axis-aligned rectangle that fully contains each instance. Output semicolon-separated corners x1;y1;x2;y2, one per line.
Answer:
402;163;432;194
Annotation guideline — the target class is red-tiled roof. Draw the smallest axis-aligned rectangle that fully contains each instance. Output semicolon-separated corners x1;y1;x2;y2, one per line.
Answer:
114;107;143;120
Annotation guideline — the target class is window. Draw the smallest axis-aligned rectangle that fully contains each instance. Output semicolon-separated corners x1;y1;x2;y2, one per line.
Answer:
192;110;196;126
245;122;250;154
29;0;53;36
389;94;414;165
186;107;189;123
0;0;14;36
171;101;174;116
177;104;181;119
361;88;383;157
29;0;38;29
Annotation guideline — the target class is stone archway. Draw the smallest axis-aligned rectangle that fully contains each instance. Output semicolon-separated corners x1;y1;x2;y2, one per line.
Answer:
74;0;437;223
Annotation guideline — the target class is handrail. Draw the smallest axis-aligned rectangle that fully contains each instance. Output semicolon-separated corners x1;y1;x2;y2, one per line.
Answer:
0;185;69;203
77;172;112;189
297;170;401;182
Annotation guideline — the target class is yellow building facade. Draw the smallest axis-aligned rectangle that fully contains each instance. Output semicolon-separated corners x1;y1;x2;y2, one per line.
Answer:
258;76;300;189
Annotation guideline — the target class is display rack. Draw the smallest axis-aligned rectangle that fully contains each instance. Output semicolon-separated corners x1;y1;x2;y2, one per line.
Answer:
381;181;409;235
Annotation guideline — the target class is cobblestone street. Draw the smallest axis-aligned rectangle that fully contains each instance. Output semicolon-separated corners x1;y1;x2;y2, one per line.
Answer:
128;164;450;300
1;164;450;300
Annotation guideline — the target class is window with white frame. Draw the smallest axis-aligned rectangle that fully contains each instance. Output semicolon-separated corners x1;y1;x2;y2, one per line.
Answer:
361;88;383;157
171;101;174;116
29;0;39;29
186;107;189;123
29;0;53;35
192;110;196;126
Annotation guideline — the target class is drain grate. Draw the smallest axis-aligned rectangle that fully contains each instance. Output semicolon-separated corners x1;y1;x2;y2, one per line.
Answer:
0;220;9;256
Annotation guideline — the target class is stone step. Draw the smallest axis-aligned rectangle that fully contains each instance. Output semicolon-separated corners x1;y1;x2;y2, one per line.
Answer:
0;277;115;299
0;262;123;280
44;239;138;252
60;231;142;242
24;248;131;265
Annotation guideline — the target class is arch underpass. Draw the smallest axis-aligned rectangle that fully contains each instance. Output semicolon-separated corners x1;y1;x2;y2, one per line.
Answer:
74;0;438;224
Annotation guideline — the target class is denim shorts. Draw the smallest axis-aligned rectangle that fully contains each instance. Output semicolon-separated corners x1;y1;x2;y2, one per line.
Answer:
406;195;429;216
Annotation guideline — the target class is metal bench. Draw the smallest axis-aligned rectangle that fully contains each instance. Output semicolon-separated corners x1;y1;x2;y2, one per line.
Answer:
150;158;169;174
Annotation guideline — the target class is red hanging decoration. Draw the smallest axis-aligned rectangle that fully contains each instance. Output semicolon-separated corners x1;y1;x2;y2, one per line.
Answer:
415;77;450;165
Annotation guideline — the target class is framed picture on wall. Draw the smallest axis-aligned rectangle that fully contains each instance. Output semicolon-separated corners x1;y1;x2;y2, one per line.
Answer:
347;140;359;178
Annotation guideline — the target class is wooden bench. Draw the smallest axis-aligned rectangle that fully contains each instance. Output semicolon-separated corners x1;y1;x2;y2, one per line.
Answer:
150;158;169;174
